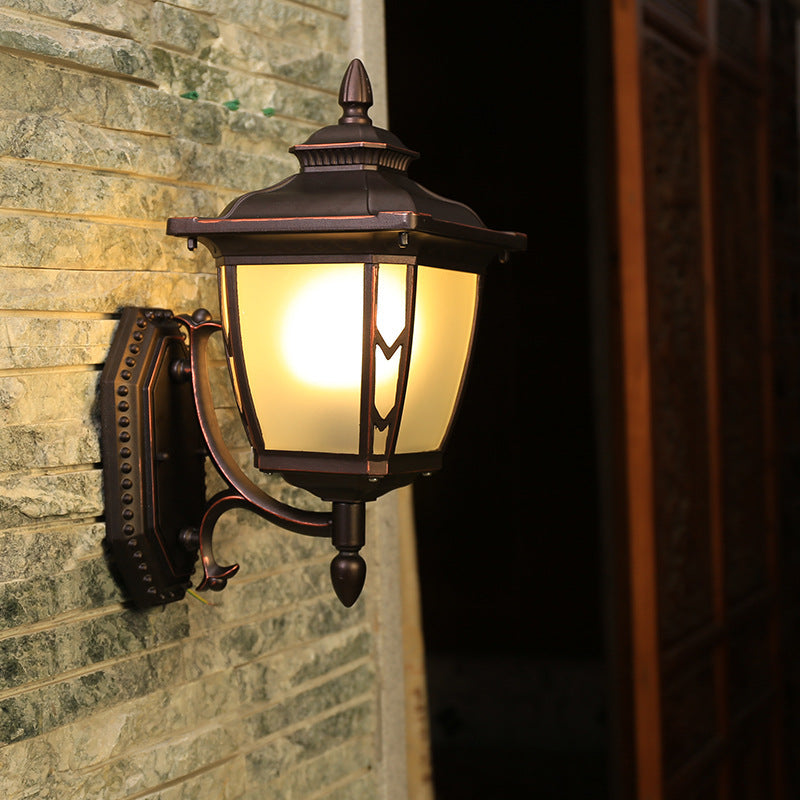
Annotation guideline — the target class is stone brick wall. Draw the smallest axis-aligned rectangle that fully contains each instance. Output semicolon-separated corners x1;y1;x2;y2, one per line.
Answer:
0;2;400;798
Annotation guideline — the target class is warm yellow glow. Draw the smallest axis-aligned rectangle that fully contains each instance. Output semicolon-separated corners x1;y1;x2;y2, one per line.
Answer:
233;263;363;452
281;268;364;389
218;266;244;414
374;263;409;419
280;263;409;392
395;267;478;453
228;261;474;457
231;262;410;454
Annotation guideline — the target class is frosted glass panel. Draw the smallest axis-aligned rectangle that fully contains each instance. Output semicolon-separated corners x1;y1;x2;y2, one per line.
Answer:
395;267;478;453
218;267;244;414
232;263;365;453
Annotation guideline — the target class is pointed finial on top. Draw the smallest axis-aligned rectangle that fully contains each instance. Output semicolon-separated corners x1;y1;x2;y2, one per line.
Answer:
338;59;373;125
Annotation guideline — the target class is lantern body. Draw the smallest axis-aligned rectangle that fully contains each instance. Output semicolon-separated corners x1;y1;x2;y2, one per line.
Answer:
219;258;479;500
167;58;525;503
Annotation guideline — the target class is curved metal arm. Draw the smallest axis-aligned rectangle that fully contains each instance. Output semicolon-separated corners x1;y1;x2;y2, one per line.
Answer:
178;309;333;534
173;309;333;593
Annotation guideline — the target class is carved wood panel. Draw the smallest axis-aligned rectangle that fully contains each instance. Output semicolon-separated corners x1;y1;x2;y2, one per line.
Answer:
729;718;775;800
611;0;784;797
650;0;700;22
718;0;760;65
642;32;714;648
714;73;769;604
661;656;717;775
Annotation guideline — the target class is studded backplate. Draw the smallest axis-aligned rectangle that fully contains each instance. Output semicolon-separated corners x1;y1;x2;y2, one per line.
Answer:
101;308;205;607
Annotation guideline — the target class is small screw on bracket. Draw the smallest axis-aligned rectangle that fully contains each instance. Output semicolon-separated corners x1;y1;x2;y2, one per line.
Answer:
179;527;200;552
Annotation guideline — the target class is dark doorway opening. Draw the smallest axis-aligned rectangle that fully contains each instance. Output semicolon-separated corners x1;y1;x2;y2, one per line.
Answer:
384;2;608;798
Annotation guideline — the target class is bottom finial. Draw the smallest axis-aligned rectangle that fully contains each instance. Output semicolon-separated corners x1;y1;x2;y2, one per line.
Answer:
330;550;367;607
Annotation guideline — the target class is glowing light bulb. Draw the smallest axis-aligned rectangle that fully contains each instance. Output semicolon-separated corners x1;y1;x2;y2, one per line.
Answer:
280;264;410;392
282;269;364;389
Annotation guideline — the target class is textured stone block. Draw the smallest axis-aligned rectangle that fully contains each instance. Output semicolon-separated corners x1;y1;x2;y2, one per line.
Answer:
0;371;98;426
0;11;156;83
285;629;372;688
0;51;224;145
252;736;374;800
0;316;117;369
0;644;184;744
0;110;285;188
0;269;218;314
0;604;189;691
0;521;104;582
243;663;375;740
0;369;100;470
244;701;375;785
0;160;224;221
0;469;103;528
0;216;198;273
0;0;152;40
0;556;122;631
0;419;99;472
152;1;220;54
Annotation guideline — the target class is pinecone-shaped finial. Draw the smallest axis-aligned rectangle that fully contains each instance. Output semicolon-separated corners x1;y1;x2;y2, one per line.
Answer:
338;59;373;125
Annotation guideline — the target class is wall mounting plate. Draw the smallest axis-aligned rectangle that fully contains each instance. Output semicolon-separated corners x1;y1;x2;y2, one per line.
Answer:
101;308;205;607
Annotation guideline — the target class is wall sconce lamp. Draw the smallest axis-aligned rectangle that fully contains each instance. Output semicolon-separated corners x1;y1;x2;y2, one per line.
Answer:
101;59;526;609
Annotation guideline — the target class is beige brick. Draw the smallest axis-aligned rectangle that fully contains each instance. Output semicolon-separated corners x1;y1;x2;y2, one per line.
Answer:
0;270;218;314
0;0;152;40
0;161;224;222
0;468;103;527
0;316;117;369
0;11;156;83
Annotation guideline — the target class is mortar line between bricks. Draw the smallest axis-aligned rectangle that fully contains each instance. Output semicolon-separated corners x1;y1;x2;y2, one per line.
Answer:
235;0;347;23
0;4;140;44
0;512;104;537
0;461;100;480
0;364;101;378
0;265;217;281
0;308;114;320
0;514;103;537
0;207;165;230
116;753;241;800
